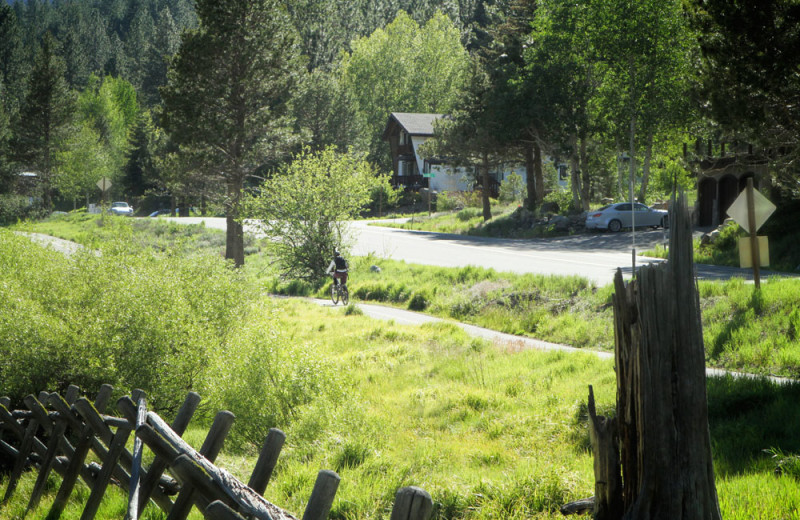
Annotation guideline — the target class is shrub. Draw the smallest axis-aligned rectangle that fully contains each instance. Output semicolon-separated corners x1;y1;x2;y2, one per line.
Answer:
436;191;460;211
207;301;344;448
499;173;525;203
0;230;248;412
0;194;48;225
408;290;431;311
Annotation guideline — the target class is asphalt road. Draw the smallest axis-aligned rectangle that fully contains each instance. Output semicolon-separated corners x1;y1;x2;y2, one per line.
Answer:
171;216;771;286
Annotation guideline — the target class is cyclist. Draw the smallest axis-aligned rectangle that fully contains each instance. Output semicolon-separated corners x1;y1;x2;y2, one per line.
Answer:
326;249;349;288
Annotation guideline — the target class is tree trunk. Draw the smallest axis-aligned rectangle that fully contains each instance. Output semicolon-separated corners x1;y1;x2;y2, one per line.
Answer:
637;134;653;204
523;141;536;211
579;135;590;211
480;155;492;221
533;140;544;205
603;192;722;520
226;177;245;267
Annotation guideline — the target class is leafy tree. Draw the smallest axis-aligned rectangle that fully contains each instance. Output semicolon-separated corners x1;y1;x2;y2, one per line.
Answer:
76;74;138;195
54;120;112;207
13;33;75;210
339;10;470;168
244;147;378;282
587;0;694;203
161;0;303;266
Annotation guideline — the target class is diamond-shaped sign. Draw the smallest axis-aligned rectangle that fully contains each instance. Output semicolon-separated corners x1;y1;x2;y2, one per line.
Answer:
96;177;112;192
726;188;776;234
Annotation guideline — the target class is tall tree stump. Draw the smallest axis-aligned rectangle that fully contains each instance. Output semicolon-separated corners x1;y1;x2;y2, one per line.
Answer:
600;192;722;519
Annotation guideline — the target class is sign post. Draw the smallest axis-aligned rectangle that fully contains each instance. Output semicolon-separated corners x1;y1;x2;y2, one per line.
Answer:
96;177;112;223
725;178;776;289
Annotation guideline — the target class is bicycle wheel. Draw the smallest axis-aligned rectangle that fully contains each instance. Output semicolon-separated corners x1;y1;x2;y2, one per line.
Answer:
331;283;339;304
341;286;349;306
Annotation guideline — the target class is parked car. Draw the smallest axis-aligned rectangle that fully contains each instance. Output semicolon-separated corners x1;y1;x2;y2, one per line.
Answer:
585;202;668;232
109;201;134;216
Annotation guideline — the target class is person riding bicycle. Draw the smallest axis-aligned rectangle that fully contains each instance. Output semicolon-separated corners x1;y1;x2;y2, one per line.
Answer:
326;249;349;288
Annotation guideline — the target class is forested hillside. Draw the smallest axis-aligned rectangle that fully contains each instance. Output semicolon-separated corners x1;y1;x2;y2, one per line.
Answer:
1;0;798;263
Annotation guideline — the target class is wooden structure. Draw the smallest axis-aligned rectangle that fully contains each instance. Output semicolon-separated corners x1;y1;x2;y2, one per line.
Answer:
0;386;433;520
577;192;722;519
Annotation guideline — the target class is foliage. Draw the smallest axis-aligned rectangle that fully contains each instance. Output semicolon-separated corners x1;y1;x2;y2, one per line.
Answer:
160;0;303;266
0;194;47;224
339;10;470;168
368;172;403;215
12;32;76;210
689;0;800;193
499;172;525;203
420;58;510;221
206;300;346;448
244;147;378;282
0;229;248;412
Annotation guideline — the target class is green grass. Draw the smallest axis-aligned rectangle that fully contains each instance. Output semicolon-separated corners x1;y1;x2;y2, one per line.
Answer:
3;298;799;519
257;252;800;377
369;203;567;238
2;213;800;517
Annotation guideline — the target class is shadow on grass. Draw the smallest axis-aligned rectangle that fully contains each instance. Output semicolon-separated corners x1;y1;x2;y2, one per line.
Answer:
707;374;800;477
708;289;765;359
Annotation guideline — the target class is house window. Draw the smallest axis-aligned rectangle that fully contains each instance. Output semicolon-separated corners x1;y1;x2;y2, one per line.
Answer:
399;131;408;146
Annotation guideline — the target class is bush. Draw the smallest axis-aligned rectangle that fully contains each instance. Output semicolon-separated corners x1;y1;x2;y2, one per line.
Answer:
207;301;344;448
436;191;460;211
0;231;248;412
408;290;431;311
0;194;48;225
499;173;525;203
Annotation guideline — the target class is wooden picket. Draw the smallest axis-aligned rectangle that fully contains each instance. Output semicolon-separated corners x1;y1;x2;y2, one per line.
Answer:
0;385;433;520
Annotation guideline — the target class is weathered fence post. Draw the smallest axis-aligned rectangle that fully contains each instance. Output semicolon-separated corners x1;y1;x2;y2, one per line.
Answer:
248;428;286;496
390;486;433;520
46;384;113;520
205;500;247;520
132;391;201;513
127;394;148;520
167;410;235;520
2;394;51;503
79;397;135;520
28;385;81;512
302;470;340;520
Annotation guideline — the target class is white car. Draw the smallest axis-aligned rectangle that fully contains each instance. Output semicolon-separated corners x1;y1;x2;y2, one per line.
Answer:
109;201;134;216
585;202;668;232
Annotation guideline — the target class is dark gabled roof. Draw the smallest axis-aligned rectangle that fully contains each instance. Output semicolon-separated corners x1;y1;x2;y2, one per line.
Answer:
382;112;444;141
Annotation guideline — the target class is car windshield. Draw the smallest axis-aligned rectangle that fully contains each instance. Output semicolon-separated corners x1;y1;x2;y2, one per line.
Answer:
112;202;127;207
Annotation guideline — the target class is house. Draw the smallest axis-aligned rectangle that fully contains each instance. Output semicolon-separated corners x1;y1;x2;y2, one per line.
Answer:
382;112;566;198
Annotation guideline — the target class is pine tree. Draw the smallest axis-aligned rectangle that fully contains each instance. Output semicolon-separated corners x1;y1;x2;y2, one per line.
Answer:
161;0;303;266
13;33;75;210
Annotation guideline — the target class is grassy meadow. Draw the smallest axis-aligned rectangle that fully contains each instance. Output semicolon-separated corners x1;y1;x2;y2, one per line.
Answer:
2;213;800;518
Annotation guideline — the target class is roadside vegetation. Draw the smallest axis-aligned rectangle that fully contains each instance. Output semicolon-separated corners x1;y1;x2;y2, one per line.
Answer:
2;221;800;518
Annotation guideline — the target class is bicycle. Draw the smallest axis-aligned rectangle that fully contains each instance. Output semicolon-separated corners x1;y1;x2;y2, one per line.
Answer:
330;279;349;305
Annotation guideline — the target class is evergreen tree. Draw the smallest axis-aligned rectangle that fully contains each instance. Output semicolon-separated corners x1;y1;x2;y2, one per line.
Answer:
161;0;303;266
0;3;28;115
122;110;158;197
13;32;75;210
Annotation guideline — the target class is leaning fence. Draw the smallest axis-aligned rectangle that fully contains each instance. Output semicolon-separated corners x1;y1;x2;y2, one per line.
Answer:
0;384;433;520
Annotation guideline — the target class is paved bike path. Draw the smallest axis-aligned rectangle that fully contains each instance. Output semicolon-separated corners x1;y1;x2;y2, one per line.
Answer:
312;298;795;385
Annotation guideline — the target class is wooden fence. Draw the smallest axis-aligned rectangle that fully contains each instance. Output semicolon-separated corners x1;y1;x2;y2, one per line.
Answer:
0;385;433;520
